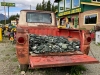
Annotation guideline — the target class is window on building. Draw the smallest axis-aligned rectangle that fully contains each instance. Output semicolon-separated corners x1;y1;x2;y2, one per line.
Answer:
72;0;80;8
84;14;97;25
92;0;100;2
65;0;71;10
59;0;64;12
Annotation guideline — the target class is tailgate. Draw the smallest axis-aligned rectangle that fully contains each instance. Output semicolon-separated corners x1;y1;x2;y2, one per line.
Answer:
29;54;99;68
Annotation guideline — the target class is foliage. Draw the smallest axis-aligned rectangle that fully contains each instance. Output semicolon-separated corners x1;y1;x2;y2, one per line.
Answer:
36;0;58;12
42;0;47;10
39;3;42;10
51;4;55;12
0;14;19;24
46;0;51;11
36;3;39;10
69;65;86;75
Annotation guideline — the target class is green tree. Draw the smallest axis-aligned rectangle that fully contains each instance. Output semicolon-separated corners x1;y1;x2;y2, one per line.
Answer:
55;5;58;10
42;0;45;10
42;0;47;10
47;0;51;11
38;3;42;10
35;0;58;12
0;14;20;24
36;3;39;10
8;15;17;23
44;2;47;11
16;13;19;17
51;4;55;12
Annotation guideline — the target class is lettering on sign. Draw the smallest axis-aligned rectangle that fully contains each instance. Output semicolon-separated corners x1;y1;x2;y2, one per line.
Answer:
58;13;64;16
58;8;81;17
71;10;75;14
64;11;70;15
1;2;15;7
76;8;81;12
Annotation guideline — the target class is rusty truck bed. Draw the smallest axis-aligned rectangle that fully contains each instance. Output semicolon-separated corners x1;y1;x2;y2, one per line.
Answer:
17;26;99;68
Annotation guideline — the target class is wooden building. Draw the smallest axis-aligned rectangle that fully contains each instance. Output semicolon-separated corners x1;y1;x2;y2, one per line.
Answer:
55;0;100;30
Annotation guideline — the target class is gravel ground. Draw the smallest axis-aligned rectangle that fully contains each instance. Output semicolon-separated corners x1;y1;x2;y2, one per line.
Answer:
83;41;100;75
0;38;19;75
0;38;100;75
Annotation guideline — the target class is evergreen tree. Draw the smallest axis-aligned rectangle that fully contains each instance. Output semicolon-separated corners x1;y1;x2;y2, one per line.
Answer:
36;3;39;10
42;0;45;10
35;0;58;12
51;4;55;12
8;15;16;23
0;14;20;24
39;3;42;10
16;13;19;17
55;5;58;10
44;2;47;11
47;0;51;11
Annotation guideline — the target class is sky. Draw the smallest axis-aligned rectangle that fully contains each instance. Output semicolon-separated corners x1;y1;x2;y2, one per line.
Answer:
0;0;56;17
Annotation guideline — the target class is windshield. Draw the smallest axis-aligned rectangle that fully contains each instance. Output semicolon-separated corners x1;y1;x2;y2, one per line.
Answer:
26;12;52;23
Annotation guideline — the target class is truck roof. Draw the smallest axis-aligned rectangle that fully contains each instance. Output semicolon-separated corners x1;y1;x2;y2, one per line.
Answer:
20;10;54;13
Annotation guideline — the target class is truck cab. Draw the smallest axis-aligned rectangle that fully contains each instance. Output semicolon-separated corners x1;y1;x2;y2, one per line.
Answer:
18;10;56;27
16;10;99;71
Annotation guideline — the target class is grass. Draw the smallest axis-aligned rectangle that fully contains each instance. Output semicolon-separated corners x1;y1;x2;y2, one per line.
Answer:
1;50;5;53
69;65;86;75
12;66;20;74
22;63;87;75
9;47;15;52
11;57;18;62
97;43;100;46
2;56;10;61
6;54;10;56
41;65;86;75
0;37;10;43
95;43;100;46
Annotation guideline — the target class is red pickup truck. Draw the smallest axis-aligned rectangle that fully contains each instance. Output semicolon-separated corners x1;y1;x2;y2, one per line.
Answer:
16;10;99;71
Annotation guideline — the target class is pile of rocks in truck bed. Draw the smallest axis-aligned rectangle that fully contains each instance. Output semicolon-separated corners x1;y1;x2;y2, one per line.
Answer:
29;34;80;54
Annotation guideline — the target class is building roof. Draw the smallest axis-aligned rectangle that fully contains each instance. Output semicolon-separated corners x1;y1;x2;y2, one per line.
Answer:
20;10;54;13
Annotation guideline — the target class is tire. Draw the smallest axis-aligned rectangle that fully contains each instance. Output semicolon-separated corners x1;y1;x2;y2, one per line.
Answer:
19;64;29;72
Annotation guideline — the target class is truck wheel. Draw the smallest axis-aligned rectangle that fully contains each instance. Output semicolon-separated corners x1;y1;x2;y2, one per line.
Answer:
19;64;28;72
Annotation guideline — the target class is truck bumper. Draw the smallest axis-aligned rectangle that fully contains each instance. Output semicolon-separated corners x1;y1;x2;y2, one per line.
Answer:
29;54;99;69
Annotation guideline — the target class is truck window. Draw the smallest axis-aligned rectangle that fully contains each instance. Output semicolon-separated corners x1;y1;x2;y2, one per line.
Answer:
26;12;52;24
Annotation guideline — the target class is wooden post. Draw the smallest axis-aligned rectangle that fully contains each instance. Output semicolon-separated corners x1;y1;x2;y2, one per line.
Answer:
8;6;9;19
3;0;6;25
30;5;31;10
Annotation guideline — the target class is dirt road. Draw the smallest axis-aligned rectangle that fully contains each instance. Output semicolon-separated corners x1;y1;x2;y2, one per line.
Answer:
0;38;100;75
